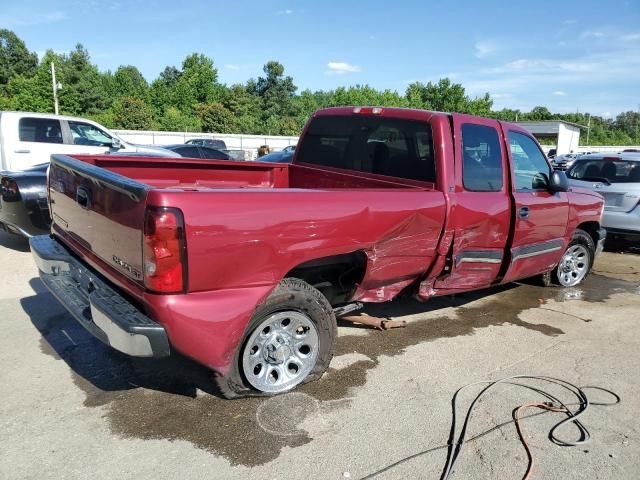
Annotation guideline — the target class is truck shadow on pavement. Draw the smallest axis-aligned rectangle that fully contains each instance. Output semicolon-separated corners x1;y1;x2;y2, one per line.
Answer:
18;272;636;467
0;231;30;252
21;278;221;400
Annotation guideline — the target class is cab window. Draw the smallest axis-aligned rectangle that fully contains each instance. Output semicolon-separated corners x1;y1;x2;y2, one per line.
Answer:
68;121;113;147
296;116;436;183
508;132;551;191
462;124;503;192
18;117;63;144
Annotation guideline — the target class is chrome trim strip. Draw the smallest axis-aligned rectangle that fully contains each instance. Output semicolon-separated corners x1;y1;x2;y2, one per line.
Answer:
512;238;565;261
513;246;563;261
455;250;503;267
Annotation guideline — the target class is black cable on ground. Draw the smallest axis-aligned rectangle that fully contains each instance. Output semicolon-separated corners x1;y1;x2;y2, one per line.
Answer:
360;375;620;480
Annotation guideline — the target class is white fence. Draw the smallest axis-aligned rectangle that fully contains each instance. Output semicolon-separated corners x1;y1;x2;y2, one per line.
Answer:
113;129;299;160
575;145;640;153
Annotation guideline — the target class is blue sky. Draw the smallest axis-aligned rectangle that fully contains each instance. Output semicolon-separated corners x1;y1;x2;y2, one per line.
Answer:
1;0;639;116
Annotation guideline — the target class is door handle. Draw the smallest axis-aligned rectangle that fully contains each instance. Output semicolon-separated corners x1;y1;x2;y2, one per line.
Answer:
14;149;30;154
518;206;530;219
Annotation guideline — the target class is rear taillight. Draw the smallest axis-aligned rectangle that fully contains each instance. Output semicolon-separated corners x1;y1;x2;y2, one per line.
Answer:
1;177;20;200
143;207;187;293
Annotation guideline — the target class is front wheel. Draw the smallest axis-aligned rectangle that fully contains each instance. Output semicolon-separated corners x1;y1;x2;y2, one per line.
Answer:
542;229;595;287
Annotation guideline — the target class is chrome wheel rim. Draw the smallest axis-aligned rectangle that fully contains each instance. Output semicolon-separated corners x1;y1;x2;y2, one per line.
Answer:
557;244;590;287
242;311;319;393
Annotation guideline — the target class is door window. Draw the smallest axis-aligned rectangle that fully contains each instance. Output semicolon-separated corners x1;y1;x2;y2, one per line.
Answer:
462;124;503;192
68;121;113;146
18;117;63;144
508;132;551;191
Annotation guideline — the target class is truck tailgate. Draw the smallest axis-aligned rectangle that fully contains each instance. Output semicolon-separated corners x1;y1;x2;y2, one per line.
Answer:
48;154;150;285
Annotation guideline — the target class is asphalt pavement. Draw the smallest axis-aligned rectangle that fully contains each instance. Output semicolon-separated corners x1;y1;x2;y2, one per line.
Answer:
1;230;639;479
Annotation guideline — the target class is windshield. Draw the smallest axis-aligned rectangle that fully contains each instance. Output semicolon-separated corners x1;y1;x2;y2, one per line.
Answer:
567;159;640;183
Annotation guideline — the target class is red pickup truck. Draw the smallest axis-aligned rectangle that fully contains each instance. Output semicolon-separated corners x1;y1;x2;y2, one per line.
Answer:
30;107;605;397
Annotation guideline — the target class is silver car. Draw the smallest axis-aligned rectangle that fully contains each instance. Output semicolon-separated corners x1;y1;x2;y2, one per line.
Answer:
567;153;640;240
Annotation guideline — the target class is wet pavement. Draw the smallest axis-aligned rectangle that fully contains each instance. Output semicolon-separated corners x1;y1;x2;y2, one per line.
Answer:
1;230;640;479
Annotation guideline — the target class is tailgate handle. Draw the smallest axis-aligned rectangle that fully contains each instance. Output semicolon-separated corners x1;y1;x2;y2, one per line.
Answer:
518;206;530;219
76;186;92;209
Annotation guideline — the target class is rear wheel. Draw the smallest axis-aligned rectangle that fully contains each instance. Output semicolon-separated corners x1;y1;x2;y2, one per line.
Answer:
215;278;336;398
541;229;595;287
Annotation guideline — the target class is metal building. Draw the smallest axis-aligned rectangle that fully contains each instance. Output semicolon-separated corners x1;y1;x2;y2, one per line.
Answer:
516;121;585;155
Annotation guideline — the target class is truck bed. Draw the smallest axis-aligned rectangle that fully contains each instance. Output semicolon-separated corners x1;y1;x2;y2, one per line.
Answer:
72;155;437;191
49;154;445;304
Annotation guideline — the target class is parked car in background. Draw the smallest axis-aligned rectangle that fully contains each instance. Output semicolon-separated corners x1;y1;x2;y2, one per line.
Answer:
185;138;228;150
0;111;177;171
257;145;296;163
0;163;49;237
164;144;232;160
552;152;581;170
31;107;605;397
567;153;640;241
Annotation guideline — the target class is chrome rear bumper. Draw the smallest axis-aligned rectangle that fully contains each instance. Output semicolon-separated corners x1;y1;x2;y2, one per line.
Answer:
30;235;170;358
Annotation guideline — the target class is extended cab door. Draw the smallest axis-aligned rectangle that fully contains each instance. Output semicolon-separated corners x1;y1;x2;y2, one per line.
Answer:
434;114;512;291
501;127;569;283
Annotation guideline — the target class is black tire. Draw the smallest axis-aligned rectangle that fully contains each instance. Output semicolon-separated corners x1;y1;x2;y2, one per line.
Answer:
541;228;595;287
214;278;336;399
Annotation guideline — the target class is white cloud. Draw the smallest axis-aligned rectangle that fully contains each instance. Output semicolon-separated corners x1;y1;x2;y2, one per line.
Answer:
622;33;640;41
581;30;606;39
224;64;241;70
0;11;66;27
552;91;567;96
276;9;294;15
563;19;577;25
491;93;513;99
474;40;498;58
325;62;361;75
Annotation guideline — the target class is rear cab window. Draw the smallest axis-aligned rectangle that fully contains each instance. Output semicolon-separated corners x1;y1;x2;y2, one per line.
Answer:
296;115;436;184
19;117;63;144
461;124;503;192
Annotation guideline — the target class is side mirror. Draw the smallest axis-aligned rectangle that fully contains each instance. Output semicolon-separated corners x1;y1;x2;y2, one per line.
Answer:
111;137;122;149
549;170;569;192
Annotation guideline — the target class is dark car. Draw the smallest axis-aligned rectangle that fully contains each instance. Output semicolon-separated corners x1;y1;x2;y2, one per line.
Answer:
185;138;228;150
0;163;49;238
164;144;232;160
257;146;296;163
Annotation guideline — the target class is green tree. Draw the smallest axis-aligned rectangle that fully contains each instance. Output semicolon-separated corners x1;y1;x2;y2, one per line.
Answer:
195;102;236;133
172;53;220;112
111;65;149;100
112;96;155;129
526;106;553;121
0;29;38;88
253;61;298;133
221;83;261;133
57;44;109;115
157;106;200;131
5;49;59;112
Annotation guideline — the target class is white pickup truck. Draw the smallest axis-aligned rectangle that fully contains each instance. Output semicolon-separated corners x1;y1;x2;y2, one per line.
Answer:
0;111;176;171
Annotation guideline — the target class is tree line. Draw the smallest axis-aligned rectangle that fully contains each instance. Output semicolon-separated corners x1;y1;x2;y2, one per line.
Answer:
1;29;638;145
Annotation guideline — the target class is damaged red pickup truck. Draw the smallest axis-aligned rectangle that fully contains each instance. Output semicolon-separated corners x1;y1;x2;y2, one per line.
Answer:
31;107;606;397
